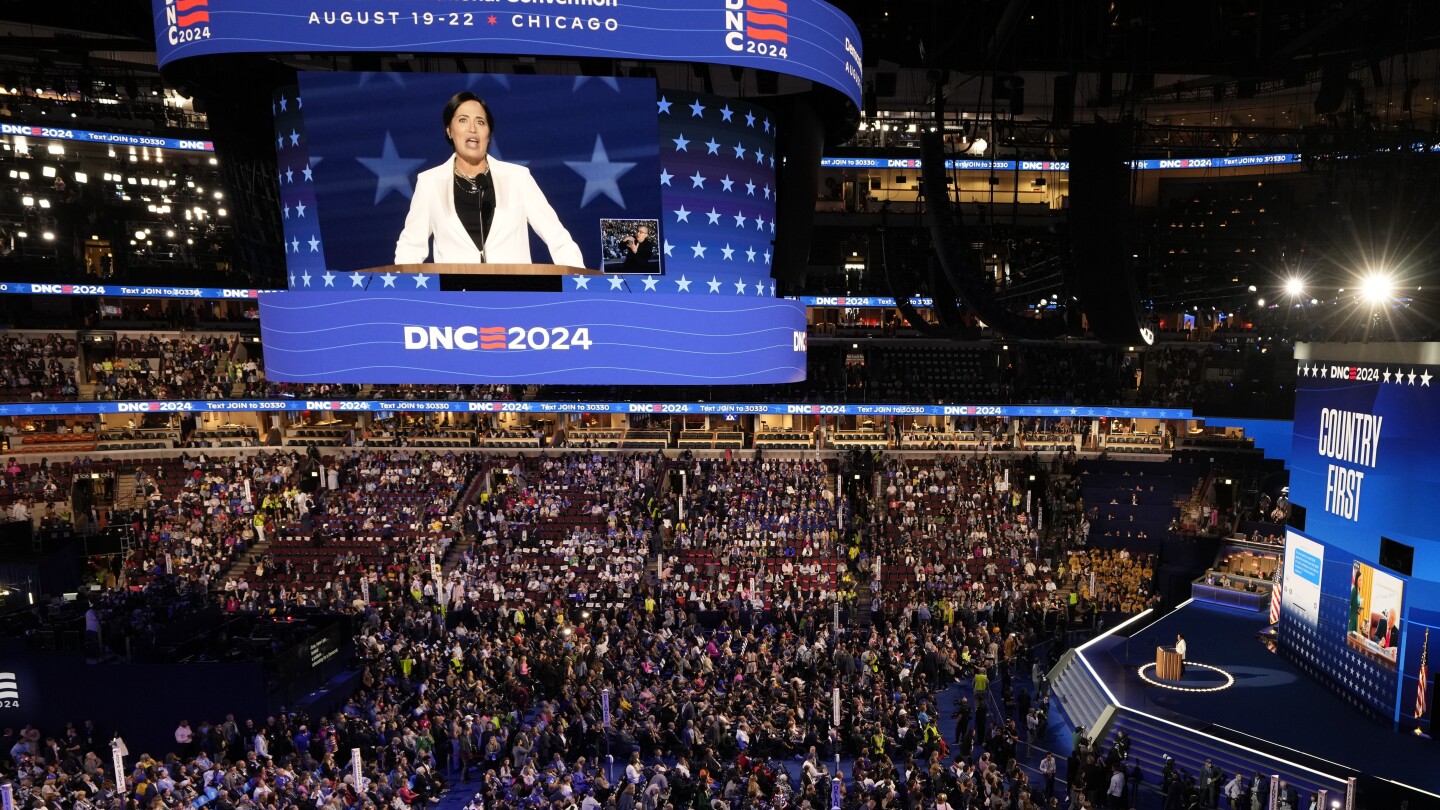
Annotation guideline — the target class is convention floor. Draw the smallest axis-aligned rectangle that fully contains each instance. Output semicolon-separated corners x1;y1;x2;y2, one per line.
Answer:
1103;601;1440;793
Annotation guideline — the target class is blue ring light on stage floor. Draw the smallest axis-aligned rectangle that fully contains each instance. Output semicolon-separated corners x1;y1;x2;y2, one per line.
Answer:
1138;661;1237;693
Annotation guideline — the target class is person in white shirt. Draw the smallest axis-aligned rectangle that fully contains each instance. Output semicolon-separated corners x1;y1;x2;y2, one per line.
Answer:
1176;632;1188;675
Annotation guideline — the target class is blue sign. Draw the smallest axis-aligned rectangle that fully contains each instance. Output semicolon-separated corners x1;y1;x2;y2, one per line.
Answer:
817;153;1301;172
0;282;271;299
0;122;213;152
258;291;808;385
0;399;1191;418
790;295;933;308
151;0;864;110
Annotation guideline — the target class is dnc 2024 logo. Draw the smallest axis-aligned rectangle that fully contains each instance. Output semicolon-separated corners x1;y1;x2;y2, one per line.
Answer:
724;0;789;59
164;0;212;46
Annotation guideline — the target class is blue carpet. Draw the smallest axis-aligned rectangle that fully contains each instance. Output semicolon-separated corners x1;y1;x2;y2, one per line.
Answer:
1104;601;1440;793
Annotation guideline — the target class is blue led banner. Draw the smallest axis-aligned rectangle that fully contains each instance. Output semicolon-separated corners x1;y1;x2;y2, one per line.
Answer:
790;295;933;308
0;122;214;152
258;291;808;384
151;0;864;110
817;153;1302;171
0;399;1193;418
0;282;272;299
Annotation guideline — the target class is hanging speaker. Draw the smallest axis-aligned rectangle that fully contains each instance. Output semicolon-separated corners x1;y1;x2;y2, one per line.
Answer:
1053;75;1075;125
1067;122;1148;345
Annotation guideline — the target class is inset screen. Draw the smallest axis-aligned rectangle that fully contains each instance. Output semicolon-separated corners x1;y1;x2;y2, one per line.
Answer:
1345;560;1404;669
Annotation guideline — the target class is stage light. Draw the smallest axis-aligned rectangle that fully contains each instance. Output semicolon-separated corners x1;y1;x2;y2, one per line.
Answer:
1284;277;1303;296
134;230;146;240
1257;298;1265;307
1360;272;1394;303
41;232;53;241
1247;284;1257;292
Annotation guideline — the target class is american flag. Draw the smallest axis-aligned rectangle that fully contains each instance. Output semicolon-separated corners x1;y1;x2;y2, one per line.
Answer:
1417;628;1430;728
176;0;210;27
1269;557;1283;625
745;0;789;44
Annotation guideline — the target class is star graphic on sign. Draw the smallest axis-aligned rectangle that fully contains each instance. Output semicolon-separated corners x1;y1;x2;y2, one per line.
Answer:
279;169;285;185
350;272;367;288
770;220;775;233
381;272;398;288
673;134;691;152
290;237;300;253
565;135;636;208
22;406;33;414
303;164;313;182
733;143;747;159
689;99;706;117
755;148;766;164
414;273;431;288
289;130;300;146
657;96;673;115
733;211;748;228
277;134;285;151
295;201;307;218
770;156;775;168
769;282;776;296
659;169;674;187
301;271;312;287
285;167;294;183
690;171;707;189
745;179;756;195
48;405;58;413
609;275;626;290
572;275;591;289
283;204;290;219
663;240;674;257
691;241;708;258
707;277;722;293
745;110;756;127
763;184;771;199
673;206;691;223
642;276;659;291
719;104;734;122
289;274;296;286
322;270;335;287
572;76;620;92
1382;368;1391;383
296;96;302;108
734;279;748;294
721;244;735;260
674;275;692;292
763;250;771;263
763;118;770;133
278;95;288;112
721;175;735;192
308;235;321;253
746;247;757;262
755;215;766;231
1408;369;1418;385
487;14;497;24
704;138;721;155
1422;369;1433;386
357;132;425;203
706;208;721;225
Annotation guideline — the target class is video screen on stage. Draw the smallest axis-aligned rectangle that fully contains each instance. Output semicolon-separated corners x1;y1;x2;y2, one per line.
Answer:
283;72;663;275
1281;529;1324;628
1346;560;1404;669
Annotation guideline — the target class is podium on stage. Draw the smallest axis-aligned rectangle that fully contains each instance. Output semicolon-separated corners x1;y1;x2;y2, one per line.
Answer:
371;263;601;292
1156;646;1183;680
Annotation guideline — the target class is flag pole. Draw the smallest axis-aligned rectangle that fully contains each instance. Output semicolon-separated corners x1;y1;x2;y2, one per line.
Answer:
1414;627;1430;737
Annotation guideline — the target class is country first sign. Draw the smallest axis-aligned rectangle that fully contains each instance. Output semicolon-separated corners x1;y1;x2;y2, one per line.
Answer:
151;0;864;110
258;291;808;385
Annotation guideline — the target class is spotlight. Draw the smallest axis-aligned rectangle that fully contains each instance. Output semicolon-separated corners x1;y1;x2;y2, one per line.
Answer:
1360;272;1394;304
1257;298;1265;307
1284;277;1303;296
1247;284;1257;292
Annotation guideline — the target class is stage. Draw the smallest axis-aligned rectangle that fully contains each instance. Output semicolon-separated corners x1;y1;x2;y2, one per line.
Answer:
1095;601;1438;793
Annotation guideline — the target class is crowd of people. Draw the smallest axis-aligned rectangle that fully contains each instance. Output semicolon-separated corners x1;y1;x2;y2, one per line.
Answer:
0;333;78;401
0;446;1188;810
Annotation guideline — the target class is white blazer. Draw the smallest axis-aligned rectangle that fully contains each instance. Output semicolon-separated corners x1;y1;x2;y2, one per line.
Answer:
394;154;585;268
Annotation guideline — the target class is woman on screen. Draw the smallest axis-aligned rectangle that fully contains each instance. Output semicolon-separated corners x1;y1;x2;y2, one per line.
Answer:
393;92;584;268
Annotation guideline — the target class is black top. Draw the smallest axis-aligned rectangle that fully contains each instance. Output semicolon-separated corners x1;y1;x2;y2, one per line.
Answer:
453;169;496;258
621;237;655;271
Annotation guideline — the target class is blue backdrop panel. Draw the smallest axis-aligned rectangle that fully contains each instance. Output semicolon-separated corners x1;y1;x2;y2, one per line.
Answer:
258;291;807;385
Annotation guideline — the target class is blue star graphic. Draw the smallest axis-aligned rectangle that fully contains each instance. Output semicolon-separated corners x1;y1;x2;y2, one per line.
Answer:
322;271;335;287
301;271;312;287
608;275;625;290
763;184;771;200
756;148;766;164
303;164;313;182
285;167;294;183
657;96;673;115
564;135;637;208
705;138;721;155
734;279;748;294
673;134;691;152
573;76;620;92
707;277;722;293
721;175;735;192
294;201;307;218
732;143;747;159
289;130;300;146
660;169;674;186
414;273;431;288
706;208;721;225
721;244;735;260
690;171;707;189
763;118;770;133
763;250;771;264
746;247;757;262
745;179;756;195
308;235;321;252
381;273;398;288
642;276;658;291
673;206;691;223
745;110;756;127
691;241;707;258
350;272;367;288
277;134;284;151
663;240;674;257
755;215;766;231
290;237;300;253
675;274;692;292
733;211;747;228
719;105;734;122
572;275;591;290
283;204;290;219
689;99;706;117
357;132;425;204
